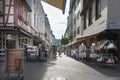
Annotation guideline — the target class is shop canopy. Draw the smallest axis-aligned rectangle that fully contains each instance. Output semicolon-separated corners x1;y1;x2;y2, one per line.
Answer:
42;0;66;14
77;32;102;42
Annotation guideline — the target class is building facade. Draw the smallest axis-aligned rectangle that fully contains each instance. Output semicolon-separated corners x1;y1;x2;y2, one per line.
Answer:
66;0;120;61
0;0;55;50
0;0;33;49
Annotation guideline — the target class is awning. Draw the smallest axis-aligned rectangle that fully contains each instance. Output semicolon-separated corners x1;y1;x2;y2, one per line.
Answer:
65;43;71;47
77;21;107;42
42;0;66;14
65;40;77;47
20;29;33;37
0;26;15;30
71;40;77;45
77;32;102;42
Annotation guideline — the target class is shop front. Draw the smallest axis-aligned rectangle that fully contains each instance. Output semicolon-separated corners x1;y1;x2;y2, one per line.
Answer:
77;30;120;63
0;26;33;49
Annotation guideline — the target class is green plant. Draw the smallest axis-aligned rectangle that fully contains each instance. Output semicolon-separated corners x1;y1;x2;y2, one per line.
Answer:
61;37;69;45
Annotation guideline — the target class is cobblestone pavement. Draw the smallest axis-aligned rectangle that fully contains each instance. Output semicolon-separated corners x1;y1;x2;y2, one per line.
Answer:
0;53;120;80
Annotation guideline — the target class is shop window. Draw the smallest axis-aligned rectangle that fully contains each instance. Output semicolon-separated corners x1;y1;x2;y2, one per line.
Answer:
95;0;101;20
6;40;16;49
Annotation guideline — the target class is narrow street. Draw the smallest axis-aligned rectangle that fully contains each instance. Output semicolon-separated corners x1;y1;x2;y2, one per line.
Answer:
0;53;120;80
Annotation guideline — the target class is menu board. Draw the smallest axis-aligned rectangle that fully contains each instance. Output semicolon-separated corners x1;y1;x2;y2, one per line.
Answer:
6;49;23;73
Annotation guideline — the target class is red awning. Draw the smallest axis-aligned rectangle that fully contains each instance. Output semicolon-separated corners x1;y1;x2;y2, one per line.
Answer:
77;32;102;42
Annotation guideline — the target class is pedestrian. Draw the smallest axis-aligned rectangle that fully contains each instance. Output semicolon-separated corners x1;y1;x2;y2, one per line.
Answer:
52;46;56;58
79;43;86;60
41;44;45;61
90;43;97;61
38;44;42;61
24;44;28;61
44;48;48;61
76;49;79;60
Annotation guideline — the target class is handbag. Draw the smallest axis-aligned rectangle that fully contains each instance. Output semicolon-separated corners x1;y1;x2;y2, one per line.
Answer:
106;55;115;64
107;43;116;49
97;56;103;62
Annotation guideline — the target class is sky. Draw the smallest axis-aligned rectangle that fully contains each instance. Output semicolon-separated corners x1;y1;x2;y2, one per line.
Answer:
41;1;70;39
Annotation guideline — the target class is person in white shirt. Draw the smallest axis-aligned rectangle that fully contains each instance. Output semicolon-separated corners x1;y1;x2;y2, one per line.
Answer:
79;43;86;60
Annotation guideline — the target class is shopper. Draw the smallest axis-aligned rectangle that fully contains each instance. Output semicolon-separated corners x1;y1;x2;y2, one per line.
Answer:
41;44;45;61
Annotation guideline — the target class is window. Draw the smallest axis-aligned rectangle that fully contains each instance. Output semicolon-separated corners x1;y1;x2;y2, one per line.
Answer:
77;0;80;4
0;0;3;12
83;14;86;30
6;40;16;49
83;0;89;7
18;4;22;16
23;9;27;21
0;0;3;23
34;13;36;26
77;27;80;34
77;11;80;20
95;0;101;20
74;17;76;25
0;33;2;48
88;6;92;25
74;31;76;37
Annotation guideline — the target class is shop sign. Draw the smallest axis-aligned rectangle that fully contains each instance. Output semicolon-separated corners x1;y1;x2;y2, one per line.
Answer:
5;49;23;73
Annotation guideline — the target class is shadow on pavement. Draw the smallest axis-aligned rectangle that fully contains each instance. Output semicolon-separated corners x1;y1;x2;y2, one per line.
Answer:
24;58;57;80
0;57;58;80
81;60;120;77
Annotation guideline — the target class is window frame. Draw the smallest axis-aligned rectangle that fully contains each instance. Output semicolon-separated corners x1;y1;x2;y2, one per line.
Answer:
88;6;92;26
95;0;101;20
83;14;87;30
77;27;80;35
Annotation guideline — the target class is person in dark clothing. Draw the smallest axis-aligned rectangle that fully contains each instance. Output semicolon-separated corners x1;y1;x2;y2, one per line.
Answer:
24;44;28;61
38;44;42;61
44;49;48;61
41;44;45;61
53;46;56;58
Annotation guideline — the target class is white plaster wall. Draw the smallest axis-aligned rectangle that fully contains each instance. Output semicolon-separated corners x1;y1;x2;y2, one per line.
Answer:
75;0;82;39
83;0;108;36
